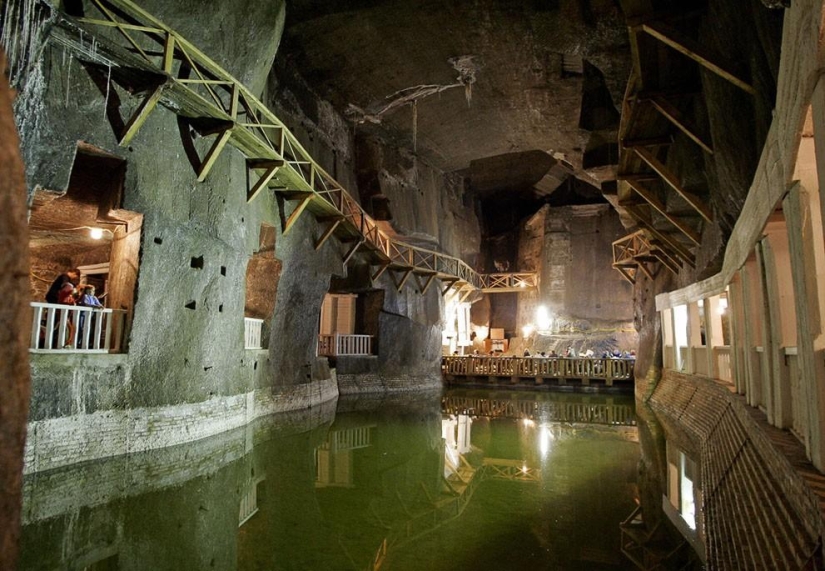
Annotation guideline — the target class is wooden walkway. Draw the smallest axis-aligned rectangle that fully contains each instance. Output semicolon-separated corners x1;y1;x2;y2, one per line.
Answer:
50;0;536;297
442;356;635;388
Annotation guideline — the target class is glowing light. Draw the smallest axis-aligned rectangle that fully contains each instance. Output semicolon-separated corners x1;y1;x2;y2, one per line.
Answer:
522;418;535;427
718;297;728;315
519;281;526;288
539;427;550;457
521;464;528;473
476;326;489;340
536;306;552;331
89;227;104;240
522;323;535;337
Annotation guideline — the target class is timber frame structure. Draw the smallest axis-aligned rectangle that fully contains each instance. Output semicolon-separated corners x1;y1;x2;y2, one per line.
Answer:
615;6;756;273
44;0;536;298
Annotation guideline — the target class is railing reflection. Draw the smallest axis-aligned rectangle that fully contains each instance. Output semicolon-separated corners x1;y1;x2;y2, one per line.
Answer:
442;396;636;426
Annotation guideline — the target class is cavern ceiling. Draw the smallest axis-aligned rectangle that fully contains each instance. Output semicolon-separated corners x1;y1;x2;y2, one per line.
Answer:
279;0;631;196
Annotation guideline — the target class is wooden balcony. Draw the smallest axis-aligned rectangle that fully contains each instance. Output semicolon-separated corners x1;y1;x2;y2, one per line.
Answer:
318;334;374;357
29;302;127;354
244;317;264;349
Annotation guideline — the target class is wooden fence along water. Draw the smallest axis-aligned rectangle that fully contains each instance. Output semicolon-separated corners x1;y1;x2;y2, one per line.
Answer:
442;355;635;387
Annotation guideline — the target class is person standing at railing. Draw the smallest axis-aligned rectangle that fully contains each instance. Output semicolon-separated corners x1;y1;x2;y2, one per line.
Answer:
56;282;77;349
44;268;79;303
76;285;104;348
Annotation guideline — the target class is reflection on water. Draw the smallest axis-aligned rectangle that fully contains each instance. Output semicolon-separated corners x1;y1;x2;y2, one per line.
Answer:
20;389;643;571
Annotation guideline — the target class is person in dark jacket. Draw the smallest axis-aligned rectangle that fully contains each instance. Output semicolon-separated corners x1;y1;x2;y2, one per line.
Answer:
45;268;79;303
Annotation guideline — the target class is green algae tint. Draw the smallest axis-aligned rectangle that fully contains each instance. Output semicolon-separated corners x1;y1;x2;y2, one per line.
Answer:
20;389;640;571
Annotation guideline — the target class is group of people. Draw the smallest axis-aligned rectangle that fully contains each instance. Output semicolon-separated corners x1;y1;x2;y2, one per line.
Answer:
450;347;636;359
44;268;105;348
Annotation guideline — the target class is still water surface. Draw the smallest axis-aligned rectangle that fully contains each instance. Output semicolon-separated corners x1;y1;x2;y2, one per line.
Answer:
20;389;640;570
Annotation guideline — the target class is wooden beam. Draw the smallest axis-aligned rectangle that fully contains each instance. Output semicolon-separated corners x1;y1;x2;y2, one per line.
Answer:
282;192;314;236
419;273;437;295
314;216;343;250
442;279;458;296
639;21;756;95
617;173;660;183
627;180;701;245
626;205;694;265
119;82;165;146
633;147;713;222
460;287;475;303
246;159;284;203
372;262;390;282
647;95;713;154
196;127;234;181
395;269;413;292
342;239;363;266
621;135;673;149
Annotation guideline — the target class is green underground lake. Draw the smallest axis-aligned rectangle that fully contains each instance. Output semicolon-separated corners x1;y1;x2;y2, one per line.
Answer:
19;389;648;571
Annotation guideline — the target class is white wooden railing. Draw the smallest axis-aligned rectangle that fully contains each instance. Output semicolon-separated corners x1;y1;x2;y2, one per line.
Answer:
30;302;126;353
714;346;732;382
692;346;709;377
244;317;264;349
317;333;373;356
786;347;806;442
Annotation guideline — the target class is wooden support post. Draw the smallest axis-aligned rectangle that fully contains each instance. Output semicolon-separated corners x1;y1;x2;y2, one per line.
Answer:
282;192;314;236
342;239;363;266
639;21;756;95
633;147;713;222
246;159;284;203
626;179;701;245
119;82;165;146
162;33;175;73
646;95;713;154
314;216;344;250
372;262;390;282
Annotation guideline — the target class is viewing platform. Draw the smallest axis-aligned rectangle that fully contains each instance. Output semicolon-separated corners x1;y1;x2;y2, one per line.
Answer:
442;355;635;389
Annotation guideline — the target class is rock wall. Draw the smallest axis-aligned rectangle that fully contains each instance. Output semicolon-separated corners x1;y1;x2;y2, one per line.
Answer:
16;0;483;472
0;45;32;571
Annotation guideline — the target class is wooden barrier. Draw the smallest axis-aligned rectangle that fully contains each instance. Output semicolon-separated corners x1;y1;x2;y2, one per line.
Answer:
442;356;634;386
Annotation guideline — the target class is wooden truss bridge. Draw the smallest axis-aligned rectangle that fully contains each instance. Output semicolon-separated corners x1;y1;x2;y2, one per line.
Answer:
47;0;536;296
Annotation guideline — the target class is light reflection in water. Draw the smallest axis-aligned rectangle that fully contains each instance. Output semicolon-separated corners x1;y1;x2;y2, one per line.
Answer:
19;389;645;571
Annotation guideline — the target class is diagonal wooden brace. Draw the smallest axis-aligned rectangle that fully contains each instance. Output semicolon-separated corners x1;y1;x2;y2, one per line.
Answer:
342;239;364;266
283;192;314;236
119;82;165;146
372;262;390;282
418;273;437;295
247;159;284;203
314;216;344;250
442;279;459;297
197;127;234;181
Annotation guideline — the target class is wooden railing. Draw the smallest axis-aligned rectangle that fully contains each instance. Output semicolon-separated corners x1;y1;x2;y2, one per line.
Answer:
442;356;634;383
713;346;732;382
29;302;127;353
318;333;373;356
479;273;538;292
692;346;709;377
786;347;806;443
664;344;675;370
243;317;264;349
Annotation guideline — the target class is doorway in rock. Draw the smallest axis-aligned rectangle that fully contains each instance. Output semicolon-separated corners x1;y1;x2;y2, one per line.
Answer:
28;143;142;352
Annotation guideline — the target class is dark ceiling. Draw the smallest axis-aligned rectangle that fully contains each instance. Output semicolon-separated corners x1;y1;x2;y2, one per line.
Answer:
279;0;631;196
